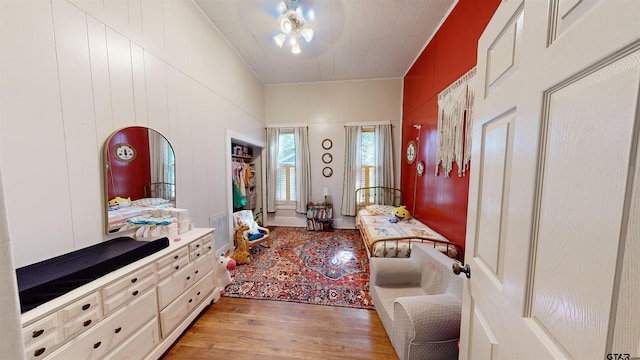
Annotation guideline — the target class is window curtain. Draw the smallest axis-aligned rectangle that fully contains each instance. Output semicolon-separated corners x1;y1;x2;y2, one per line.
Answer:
149;130;168;185
265;128;279;213
341;126;362;216
374;124;394;203
294;126;312;214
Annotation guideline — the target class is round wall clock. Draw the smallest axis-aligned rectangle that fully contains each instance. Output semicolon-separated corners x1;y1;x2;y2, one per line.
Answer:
406;140;417;164
113;143;137;162
417;161;425;176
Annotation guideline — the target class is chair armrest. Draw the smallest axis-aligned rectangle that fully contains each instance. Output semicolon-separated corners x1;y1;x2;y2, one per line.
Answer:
393;293;461;343
370;258;421;286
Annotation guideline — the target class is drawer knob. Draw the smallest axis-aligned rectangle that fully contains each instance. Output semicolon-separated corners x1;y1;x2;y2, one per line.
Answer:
114;327;122;334
32;329;44;338
131;278;138;283
208;246;212;250
174;255;179;260
34;347;46;357
175;265;180;270
196;253;200;257
83;319;92;327
197;291;201;296
195;270;199;274
196;244;200;248
93;341;101;349
186;276;191;280
188;298;193;303
132;290;139;296
82;303;91;311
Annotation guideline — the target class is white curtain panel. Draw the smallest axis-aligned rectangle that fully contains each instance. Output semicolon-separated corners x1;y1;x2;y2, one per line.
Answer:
341;126;362;216
375;124;394;191
148;130;168;185
265;127;279;213
294;127;312;214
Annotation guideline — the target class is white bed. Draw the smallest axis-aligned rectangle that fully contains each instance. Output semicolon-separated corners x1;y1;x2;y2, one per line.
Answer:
355;187;462;260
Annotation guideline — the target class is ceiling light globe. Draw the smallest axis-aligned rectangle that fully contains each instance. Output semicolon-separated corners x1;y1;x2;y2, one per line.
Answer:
291;43;301;54
274;33;286;47
280;17;292;34
301;28;313;42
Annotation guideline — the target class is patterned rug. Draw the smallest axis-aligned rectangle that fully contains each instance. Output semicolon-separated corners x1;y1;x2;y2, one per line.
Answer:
223;227;374;309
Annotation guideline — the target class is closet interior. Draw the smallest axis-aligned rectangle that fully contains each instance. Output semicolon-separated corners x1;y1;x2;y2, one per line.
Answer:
231;142;263;225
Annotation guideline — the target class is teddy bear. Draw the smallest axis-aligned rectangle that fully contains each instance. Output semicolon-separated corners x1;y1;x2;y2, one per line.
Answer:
214;254;236;295
390;205;411;223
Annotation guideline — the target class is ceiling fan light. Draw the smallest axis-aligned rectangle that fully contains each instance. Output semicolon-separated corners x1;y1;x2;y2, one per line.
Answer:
301;28;313;42
280;17;292;34
290;36;298;46
273;33;286;47
291;43;301;54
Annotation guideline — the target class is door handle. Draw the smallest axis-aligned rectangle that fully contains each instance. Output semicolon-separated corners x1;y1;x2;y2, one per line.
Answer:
452;262;471;279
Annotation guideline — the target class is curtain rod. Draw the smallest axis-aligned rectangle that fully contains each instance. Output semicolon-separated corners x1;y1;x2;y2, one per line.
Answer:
266;123;308;128
344;121;392;127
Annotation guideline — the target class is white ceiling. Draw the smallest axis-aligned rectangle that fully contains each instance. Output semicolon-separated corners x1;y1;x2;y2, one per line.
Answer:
193;0;456;85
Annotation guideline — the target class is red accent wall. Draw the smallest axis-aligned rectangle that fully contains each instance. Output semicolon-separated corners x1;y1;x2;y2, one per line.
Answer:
107;127;151;201
402;0;500;254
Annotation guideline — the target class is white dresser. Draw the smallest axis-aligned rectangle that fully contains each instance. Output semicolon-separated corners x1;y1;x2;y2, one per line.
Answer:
20;228;216;360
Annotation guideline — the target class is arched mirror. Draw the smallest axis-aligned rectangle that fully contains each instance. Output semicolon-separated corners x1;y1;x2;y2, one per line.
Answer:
104;127;176;233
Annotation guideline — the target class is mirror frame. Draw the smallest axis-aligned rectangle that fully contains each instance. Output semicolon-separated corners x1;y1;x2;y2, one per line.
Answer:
103;127;176;234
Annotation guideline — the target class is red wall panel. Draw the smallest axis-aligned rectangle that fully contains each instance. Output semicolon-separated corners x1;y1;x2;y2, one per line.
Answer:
107;127;151;201
402;0;500;254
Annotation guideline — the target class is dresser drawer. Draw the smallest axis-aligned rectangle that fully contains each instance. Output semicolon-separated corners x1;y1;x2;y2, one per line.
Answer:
189;238;204;259
157;248;190;280
157;261;195;309
62;307;100;340
192;251;214;284
102;318;159;360
102;264;155;299
102;274;156;315
23;313;58;349
25;330;60;360
47;289;157;360
159;271;214;338
60;292;101;323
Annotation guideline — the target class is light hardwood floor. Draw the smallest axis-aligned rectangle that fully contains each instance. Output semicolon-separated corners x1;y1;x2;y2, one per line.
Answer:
161;297;398;359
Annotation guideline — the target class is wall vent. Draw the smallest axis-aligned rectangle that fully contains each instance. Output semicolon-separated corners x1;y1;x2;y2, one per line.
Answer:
210;212;229;251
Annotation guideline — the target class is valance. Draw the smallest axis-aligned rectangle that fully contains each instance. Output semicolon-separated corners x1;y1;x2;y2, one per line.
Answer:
436;67;476;177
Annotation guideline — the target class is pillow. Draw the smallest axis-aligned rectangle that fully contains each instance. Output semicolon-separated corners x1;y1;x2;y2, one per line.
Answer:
365;204;396;215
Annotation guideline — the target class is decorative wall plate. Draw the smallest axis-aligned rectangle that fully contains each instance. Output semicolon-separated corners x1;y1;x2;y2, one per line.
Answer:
417;160;425;176
322;167;333;177
112;143;136;162
322;153;333;164
406;140;416;164
322;138;333;150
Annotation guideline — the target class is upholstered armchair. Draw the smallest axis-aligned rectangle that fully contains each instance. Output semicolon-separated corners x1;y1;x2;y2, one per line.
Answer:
232;210;270;249
369;244;463;360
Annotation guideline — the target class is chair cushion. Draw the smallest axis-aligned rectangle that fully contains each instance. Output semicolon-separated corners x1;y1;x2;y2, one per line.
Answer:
233;210;259;234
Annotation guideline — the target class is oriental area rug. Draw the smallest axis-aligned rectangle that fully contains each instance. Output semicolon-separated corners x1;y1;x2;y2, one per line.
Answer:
223;227;374;310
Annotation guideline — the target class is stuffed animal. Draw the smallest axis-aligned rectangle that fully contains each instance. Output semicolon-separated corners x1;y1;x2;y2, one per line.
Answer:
214;254;236;295
390;205;411;223
230;221;251;265
109;196;132;208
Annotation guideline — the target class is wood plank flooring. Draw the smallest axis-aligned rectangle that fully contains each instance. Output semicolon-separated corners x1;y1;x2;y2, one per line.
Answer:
161;297;398;359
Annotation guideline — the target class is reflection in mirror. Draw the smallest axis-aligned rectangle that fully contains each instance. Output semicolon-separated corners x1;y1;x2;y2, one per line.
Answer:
104;127;176;233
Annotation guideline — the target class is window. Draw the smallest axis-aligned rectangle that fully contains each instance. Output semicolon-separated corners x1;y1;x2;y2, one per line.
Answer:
276;129;296;202
360;126;376;190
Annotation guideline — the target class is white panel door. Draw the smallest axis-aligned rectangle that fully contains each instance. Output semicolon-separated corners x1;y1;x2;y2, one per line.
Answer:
459;0;640;359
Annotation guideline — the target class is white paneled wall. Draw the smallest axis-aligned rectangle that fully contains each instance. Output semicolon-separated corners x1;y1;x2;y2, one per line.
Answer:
265;79;402;228
1;0;265;267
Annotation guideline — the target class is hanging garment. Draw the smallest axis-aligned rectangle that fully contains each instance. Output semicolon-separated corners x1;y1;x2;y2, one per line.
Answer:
233;182;247;209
